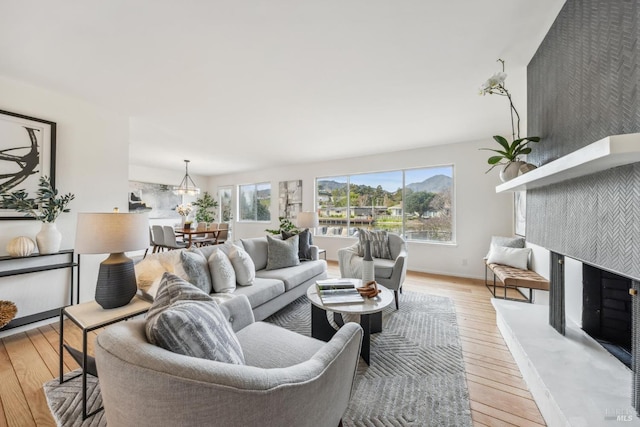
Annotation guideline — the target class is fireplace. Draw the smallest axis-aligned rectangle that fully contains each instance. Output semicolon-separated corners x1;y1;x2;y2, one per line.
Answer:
582;264;632;367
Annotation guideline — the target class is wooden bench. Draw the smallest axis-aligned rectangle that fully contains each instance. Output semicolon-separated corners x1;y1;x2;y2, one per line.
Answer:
485;261;550;303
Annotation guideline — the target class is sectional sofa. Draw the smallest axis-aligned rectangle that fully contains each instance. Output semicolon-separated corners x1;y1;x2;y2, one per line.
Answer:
135;235;327;320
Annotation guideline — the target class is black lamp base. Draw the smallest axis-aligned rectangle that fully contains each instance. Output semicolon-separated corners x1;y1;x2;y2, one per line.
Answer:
95;253;137;309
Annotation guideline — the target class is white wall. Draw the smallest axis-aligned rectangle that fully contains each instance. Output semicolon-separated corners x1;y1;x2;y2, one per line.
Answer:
208;138;514;279
0;75;129;337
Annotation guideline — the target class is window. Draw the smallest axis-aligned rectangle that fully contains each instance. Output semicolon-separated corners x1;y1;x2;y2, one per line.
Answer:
316;166;454;242
219;186;233;222
239;182;271;222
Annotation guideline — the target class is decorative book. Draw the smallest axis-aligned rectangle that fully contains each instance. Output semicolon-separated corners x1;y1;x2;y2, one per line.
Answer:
316;279;364;304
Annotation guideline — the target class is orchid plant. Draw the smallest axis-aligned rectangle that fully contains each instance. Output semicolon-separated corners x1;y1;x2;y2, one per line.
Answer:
479;59;540;172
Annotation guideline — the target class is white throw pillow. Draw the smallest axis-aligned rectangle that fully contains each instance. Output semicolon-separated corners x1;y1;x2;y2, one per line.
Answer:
228;245;255;286
208;249;237;293
486;246;531;270
135;258;166;292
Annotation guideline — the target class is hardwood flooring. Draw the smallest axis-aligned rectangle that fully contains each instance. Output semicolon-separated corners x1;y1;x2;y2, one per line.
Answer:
0;262;545;426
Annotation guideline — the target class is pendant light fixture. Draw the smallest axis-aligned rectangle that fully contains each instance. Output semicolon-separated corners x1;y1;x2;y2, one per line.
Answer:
173;160;200;196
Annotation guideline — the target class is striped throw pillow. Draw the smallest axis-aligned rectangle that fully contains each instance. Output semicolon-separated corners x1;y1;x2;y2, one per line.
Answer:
145;272;245;364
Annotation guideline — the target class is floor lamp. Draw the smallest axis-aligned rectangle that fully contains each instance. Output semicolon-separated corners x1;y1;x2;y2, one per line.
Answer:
75;212;150;309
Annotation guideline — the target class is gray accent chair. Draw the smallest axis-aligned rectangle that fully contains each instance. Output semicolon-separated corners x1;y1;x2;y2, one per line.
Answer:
338;232;408;309
95;295;363;427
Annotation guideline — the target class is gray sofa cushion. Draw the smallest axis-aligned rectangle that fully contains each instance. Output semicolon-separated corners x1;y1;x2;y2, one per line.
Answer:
236;321;324;368
282;229;313;260
180;249;212;293
145;273;245;364
266;234;300;270
256;260;326;291
233;278;285;308
240;237;269;271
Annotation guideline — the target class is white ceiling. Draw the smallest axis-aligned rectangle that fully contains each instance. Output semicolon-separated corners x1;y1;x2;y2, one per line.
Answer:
0;0;565;176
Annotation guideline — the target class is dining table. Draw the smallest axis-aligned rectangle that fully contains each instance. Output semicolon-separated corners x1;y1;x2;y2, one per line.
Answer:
174;228;220;248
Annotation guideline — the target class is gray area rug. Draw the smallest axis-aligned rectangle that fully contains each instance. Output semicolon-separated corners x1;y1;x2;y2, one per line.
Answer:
44;290;472;426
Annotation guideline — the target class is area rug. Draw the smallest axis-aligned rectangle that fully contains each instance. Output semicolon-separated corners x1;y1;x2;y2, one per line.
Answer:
44;290;472;426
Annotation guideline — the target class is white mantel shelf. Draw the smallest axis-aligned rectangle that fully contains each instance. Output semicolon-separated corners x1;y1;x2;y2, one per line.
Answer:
496;133;640;193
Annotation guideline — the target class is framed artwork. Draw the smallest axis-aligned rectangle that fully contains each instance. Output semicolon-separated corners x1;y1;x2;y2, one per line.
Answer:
0;109;56;220
279;180;302;219
515;190;526;237
128;181;182;219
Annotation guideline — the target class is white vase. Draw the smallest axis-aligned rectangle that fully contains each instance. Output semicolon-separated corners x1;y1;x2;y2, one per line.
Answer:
499;161;525;182
361;241;375;284
36;222;62;254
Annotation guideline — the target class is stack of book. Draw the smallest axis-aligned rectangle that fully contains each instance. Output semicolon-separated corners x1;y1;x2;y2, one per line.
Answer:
315;279;364;304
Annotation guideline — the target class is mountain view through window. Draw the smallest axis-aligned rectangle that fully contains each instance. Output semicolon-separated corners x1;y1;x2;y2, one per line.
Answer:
316;166;453;242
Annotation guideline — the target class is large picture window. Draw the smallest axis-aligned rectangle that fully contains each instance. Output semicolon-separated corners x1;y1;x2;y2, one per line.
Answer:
239;182;271;222
316;166;454;242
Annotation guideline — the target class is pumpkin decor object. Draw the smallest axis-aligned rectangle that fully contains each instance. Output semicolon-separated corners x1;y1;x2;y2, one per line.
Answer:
6;236;36;257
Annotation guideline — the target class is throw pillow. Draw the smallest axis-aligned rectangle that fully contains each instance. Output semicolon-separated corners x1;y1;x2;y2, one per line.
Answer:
486;246;531;270
228;245;255;286
135;257;166;293
266;234;300;270
180;249;212;294
282;229;313;260
486;235;526;258
357;229;392;260
208;249;237;293
145;273;245;364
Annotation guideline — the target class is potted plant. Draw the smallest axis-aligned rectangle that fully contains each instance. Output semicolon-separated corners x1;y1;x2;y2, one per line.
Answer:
192;192;218;228
0;176;74;254
266;217;299;235
479;59;541;181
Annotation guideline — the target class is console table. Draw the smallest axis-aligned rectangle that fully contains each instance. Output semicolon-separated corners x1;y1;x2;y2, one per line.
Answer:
0;249;77;331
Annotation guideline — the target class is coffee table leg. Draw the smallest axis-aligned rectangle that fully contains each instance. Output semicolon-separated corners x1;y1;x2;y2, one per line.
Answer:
370;311;382;334
360;314;371;365
311;304;336;342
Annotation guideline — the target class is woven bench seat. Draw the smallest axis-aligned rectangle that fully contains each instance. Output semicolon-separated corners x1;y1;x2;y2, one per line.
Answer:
485;261;550;303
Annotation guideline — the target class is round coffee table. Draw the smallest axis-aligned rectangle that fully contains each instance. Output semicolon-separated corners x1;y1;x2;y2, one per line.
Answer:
307;280;394;365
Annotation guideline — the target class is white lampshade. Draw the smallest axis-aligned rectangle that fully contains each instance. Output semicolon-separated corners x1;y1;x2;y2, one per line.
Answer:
297;211;319;229
75;212;150;254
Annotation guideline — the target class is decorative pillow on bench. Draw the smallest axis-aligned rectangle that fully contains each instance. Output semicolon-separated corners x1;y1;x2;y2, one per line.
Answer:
145;272;245;365
486;246;531;270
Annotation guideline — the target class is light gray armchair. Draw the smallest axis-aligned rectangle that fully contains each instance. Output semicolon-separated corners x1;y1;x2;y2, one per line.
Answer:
95;295;363;427
338;233;408;309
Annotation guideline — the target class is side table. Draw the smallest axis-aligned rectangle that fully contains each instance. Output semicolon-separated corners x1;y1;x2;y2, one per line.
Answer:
59;297;151;419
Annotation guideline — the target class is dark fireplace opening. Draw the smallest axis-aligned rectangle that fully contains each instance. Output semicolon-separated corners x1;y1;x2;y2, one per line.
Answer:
582;264;632;368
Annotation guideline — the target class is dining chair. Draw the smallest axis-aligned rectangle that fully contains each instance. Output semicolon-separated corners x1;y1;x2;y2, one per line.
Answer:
162;225;187;250
216;223;229;245
151;225;166;252
191;223;208;247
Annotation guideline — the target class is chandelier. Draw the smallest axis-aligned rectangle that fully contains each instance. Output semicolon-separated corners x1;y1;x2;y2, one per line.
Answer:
173;160;200;196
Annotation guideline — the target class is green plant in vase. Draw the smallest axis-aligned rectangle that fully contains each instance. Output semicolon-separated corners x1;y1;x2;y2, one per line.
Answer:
192;192;218;227
266;217;299;235
0;176;74;254
479;59;540;181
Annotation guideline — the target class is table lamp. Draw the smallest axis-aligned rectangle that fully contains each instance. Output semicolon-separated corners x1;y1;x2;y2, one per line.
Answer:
75;212;150;309
297;211;319;230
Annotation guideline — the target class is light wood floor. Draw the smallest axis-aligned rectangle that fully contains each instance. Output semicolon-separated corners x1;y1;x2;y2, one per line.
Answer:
0;262;545;426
